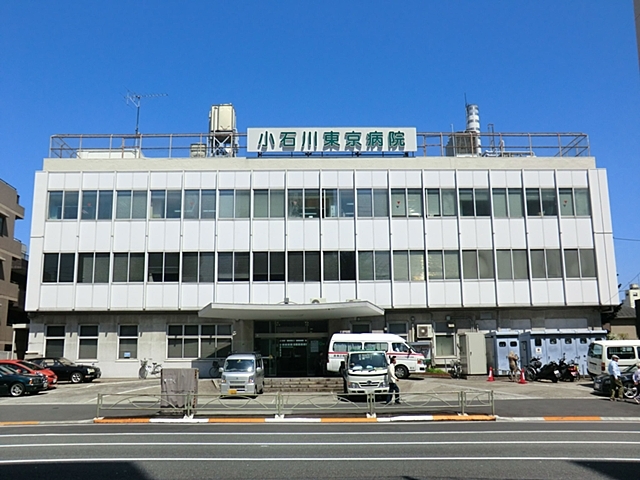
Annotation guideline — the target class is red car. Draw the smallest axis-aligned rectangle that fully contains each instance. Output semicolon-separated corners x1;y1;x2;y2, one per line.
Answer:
0;360;58;389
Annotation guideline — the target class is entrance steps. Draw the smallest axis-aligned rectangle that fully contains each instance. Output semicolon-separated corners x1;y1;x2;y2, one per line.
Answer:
264;377;344;392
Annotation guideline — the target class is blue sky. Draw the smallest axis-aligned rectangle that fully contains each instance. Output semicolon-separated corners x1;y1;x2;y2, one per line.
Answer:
1;1;639;299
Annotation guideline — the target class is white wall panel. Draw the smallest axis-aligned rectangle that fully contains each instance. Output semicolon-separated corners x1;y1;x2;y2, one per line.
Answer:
531;282;549;304
472;171;489;187
560;219;578;248
355;170;372;187
235;172;251;188
509;220;527;248
462;282;481;306
439;171;456;188
215;284;233;303
547;280;565;304
95;223;112;251
303;171;319;187
572;170;588;187
180;285;199;309
476;219;492;248
425;221;443;249
43;223;62;251
198;285;215;308
479;282;496;305
582;280;599;305
445;282;462;306
60;223;78;251
132;172;149;189
252;221;270;250
287;171;304;188
150;172;167;189
56;285;75;309
285;284;305;304
389;171;407;187
234;221;250;251
338;220;355;250
565;280;583;305
82;173;100;189
373;220;390;249
441;218;459;248
357;284;376;304
456;171;474;187
371;171;387;187
391;219;409;249
99;173;115;189
48;173;65;189
116;172;133;189
392;283;412;307
287;222;304;250
268;284;286;304
252;284;270;304
407;220;424;249
182;222;200;250
217;172;235;188
25;237;44;311
338;170;353;187
424;171;439;188
523;171;539;187
490;171;507;188
146;285;164;308
374;282;392;307
410;283;427;306
506;170;522;186
201;172;217;189
497;281;514;305
252;171;270;188
406;170;422;188
513;281;531;305
493;221;511;249
322;221;339;250
164;222;181;251
233;285;250;304
184;172;201;189
303;221;320;250
113;223;131;251
428;282;446;307
267;220;285;250
322;283;341;302
588;170;603;233
130;222;147;251
78;223;97;251
538;171;555;187
459;219;476;248
527;218;544;248
199;221;215;250
555;170;573;187
40;285;59;309
215;222;234;250
321;171;338;187
64;173;81;189
75;285;93;310
356;221;374;250
542;218;560;248
127;285;144;309
166;172;182;189
93;285;109;309
576;219;594;248
147;223;166;251
597;170;613;233
161;285;179;309
31;172;48;238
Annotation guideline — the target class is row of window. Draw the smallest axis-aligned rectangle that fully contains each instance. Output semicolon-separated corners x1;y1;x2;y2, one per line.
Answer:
44;324;233;360
42;248;598;284
47;187;592;221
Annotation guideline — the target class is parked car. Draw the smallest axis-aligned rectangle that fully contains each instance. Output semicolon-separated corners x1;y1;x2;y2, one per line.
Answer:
0;359;58;389
0;365;47;397
592;364;638;398
29;357;101;384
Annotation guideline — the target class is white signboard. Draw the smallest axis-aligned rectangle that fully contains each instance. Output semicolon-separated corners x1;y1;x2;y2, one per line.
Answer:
247;127;417;153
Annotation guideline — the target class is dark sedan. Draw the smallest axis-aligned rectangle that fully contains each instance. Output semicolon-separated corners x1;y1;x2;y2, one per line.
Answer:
592;364;638;398
30;357;101;384
0;365;47;397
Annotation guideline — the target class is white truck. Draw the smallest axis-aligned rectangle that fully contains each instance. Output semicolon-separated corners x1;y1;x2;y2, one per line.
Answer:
344;351;390;395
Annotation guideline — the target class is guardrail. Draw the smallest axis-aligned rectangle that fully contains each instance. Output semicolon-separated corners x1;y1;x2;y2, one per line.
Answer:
96;390;494;419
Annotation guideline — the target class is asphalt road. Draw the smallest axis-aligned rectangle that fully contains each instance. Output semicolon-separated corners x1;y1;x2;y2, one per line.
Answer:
1;422;638;479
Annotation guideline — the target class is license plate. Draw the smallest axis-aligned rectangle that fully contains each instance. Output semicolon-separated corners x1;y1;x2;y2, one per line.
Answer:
229;389;237;394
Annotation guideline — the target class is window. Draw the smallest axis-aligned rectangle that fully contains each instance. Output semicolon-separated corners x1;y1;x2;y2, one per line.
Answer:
607;346;636;360
200;324;233;358
496;250;529;280
435;322;455;356
47;191;79;220
167;325;200;358
323;251;356;281
253;189;285;218
81;190;113;220
150;190;181;219
559;188;591;217
351;323;371;333
113;253;145;282
530;249;563;279
574;189;591;216
458;188;490;217
564;249;596;278
462;250;495;280
358;251;391;281
147;253;180;282
184;189;217;219
492;188;524;218
426;189;457;217
333;342;363;352
322;189;355;218
356;189;389;217
393;251;425;281
253;252;285;281
526;188;557;217
391;189;422;217
118;325;138;359
287;251;321;282
427;251;460;280
78;325;98;359
182;252;215;282
45;326;65;357
42;253;75;283
287;189;319;218
217;252;250;281
388;323;408;339
218;190;250;218
77;253;110;283
116;191;147;219
0;214;6;237
364;342;389;351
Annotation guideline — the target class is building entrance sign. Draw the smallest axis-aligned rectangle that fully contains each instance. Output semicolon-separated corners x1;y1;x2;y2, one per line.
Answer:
247;127;417;153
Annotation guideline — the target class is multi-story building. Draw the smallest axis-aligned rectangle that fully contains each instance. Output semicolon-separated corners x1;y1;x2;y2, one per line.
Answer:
0;179;26;358
24;105;618;377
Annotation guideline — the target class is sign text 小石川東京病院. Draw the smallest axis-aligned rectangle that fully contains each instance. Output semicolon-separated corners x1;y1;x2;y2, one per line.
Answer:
247;127;417;153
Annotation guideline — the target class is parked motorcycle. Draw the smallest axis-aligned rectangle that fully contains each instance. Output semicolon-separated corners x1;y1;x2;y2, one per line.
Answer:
448;359;462;379
527;358;562;383
524;356;543;382
558;355;579;382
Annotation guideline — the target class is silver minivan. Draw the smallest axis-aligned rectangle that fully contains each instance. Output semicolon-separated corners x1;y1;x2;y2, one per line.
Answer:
219;353;265;396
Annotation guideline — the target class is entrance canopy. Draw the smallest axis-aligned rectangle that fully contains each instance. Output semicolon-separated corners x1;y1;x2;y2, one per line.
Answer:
198;301;384;321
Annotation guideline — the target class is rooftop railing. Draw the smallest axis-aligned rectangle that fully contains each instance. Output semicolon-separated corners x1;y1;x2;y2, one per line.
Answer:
49;131;590;159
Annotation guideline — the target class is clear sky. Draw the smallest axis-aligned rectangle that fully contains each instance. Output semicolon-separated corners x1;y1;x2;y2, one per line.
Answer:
1;1;639;300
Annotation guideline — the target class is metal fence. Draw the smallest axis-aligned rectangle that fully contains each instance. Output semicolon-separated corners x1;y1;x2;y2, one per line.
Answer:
96;390;494;419
50;132;589;159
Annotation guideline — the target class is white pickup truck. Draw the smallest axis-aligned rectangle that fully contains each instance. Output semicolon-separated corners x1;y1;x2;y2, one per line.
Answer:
344;351;390;395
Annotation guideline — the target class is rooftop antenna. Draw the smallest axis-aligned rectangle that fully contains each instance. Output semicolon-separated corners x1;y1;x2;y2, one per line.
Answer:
124;90;168;134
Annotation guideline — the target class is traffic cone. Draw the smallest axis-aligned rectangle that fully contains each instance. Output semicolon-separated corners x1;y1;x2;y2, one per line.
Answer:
487;367;495;382
518;369;527;384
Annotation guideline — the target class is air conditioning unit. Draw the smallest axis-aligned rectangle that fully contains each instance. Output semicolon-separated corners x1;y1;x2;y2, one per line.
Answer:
310;298;327;304
416;324;434;339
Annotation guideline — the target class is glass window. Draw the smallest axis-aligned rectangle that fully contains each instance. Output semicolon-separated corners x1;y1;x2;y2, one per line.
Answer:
541;189;557;216
218;190;234;218
288;252;303;282
78;253;95;283
218;252;233;281
374;251;391;280
270;190;285;218
478;250;494;279
580;249;596;278
407;189;423;217
150;191;166;219
492;189;508;218
305;252;321;282
184;190;200;219
435;334;455;356
112;253;144;282
428;251;443;279
531;250;546;278
546;249;563;278
391;189;406;217
496;250;512;280
57;253;75;282
132;191;147;219
442;189;457;217
63;191;79;219
393;251;409;281
253;252;269;281
254;190;269;218
45;326;65;358
97;191;113;220
305;189;320;218
43;254;58;282
459;189;474;216
339;189;355;217
201;190;216;219
199;253;215;282
270;252;285;281
340;251;356;281
444;251;460;279
234;252;250;281
81;191;97;220
323;189;338;218
324;252;339;281
564;249;580;278
118;325;138;359
129;253;144;282
410;251;425;281
148;253;163;282
116;191;131;219
235;190;250;218
575;189;591;216
288;190;303;218
47;191;63;220
373;189;389;217
426;189;441;217
559;188;574;216
182;252;199;282
508;189;524;217
78;325;98;359
475;189;491;216
526;189;541;216
512;250;529;280
358;251;374;280
462;250;478;280
357;189;373;217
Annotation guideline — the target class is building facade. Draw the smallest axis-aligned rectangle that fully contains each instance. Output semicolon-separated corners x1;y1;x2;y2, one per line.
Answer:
25;112;618;377
0;179;26;358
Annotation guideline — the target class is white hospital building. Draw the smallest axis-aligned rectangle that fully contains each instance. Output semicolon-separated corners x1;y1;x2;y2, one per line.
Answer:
23;105;618;377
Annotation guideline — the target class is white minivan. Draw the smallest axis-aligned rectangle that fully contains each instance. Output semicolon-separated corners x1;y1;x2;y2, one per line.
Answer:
327;333;426;379
586;340;640;378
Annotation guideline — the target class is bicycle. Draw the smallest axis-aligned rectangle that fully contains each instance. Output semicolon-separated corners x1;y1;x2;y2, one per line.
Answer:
138;359;162;379
448;359;462;379
208;360;222;378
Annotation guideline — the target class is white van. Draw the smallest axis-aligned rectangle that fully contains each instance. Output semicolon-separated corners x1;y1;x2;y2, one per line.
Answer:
587;340;640;378
327;333;426;378
344;351;389;394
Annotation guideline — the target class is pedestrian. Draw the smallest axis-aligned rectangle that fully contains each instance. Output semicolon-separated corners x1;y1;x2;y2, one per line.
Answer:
386;356;400;405
338;360;347;394
633;363;640;404
608;354;623;401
